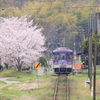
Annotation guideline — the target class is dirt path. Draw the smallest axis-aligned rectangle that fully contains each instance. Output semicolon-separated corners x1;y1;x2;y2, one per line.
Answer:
0;77;20;89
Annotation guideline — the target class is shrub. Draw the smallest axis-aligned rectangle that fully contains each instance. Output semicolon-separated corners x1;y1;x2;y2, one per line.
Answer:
39;56;48;68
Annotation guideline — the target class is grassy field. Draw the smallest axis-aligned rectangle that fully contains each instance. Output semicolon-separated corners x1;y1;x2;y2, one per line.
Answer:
69;65;100;100
69;73;92;100
0;68;100;100
0;69;57;100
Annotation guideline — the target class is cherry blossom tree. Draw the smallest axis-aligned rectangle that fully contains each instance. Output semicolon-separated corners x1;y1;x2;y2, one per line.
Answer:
0;16;46;71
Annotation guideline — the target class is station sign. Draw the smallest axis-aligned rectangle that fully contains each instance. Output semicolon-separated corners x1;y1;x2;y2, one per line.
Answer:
73;63;84;69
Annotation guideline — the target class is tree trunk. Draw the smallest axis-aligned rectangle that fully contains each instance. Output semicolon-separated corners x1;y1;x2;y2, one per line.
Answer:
16;57;23;71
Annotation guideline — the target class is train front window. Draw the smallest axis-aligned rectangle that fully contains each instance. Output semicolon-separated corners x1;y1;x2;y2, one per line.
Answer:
60;54;65;60
53;53;59;60
66;53;73;60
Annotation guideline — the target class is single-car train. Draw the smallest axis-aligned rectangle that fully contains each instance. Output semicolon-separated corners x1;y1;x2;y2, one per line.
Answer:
52;47;74;74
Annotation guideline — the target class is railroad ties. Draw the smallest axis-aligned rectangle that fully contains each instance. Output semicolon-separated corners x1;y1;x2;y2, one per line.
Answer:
53;74;69;100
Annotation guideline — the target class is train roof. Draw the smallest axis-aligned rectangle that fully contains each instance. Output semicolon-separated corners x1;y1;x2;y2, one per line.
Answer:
53;47;73;53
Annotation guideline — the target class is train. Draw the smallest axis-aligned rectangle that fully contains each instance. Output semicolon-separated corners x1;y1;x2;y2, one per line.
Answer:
52;47;74;74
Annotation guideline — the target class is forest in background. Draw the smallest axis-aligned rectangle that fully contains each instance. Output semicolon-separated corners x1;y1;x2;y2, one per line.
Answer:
0;0;100;59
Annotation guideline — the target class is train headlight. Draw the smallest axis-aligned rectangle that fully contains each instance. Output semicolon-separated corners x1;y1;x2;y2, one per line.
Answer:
53;62;58;65
67;62;73;64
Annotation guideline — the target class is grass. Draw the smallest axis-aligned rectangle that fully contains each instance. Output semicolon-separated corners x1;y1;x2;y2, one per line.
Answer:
96;65;100;70
0;81;7;87
69;69;100;100
0;69;54;82
0;69;56;100
1;86;47;100
0;81;7;84
68;74;92;100
0;68;100;100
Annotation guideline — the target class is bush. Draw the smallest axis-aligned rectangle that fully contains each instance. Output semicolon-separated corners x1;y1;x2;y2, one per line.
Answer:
39;56;48;68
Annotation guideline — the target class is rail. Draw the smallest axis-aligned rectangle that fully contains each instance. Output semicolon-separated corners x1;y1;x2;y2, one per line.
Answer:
53;76;59;100
53;74;69;100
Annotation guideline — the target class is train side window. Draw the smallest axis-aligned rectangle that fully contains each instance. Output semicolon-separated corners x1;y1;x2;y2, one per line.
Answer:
66;53;73;60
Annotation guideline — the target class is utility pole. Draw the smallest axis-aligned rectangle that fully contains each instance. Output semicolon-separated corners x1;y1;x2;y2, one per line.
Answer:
79;28;84;62
47;42;51;61
93;7;98;100
93;30;97;100
88;11;93;90
80;30;83;62
88;29;92;90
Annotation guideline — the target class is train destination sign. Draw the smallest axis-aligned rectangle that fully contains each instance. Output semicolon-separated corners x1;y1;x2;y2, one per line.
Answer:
34;63;41;70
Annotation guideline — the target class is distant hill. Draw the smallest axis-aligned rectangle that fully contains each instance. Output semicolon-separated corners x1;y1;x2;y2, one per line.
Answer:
0;0;34;8
0;0;99;8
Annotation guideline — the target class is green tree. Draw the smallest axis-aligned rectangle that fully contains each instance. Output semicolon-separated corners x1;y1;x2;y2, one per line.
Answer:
39;56;48;68
1;0;99;55
82;33;100;64
82;38;88;55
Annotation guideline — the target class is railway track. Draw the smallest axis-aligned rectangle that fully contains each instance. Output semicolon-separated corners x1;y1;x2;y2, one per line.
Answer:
53;74;69;100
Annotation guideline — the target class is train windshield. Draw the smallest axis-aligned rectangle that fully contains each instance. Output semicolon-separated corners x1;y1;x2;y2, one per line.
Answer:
53;53;59;60
60;54;66;60
66;52;73;60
